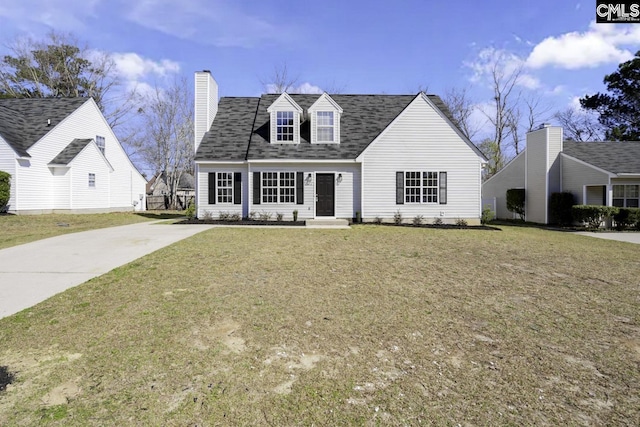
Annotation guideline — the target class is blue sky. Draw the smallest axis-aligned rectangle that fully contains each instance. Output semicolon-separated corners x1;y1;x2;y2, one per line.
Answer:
0;0;639;138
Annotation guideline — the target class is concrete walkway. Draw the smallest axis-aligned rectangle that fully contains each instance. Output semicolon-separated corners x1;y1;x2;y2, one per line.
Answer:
0;221;214;319
574;231;640;245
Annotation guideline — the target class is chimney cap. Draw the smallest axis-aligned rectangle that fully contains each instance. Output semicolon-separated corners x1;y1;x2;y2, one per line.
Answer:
202;69;211;74
537;123;552;130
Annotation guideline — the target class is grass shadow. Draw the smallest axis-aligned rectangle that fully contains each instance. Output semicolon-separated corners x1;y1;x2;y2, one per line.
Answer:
0;366;14;392
134;212;185;220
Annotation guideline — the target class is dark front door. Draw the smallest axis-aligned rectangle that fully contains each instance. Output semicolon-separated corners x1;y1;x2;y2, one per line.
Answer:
316;173;335;217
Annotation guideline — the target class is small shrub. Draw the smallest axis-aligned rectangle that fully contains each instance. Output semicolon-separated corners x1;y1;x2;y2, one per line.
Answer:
293;209;298;222
259;211;272;221
201;210;214;220
506;188;525;220
0;170;10;211
412;215;424;226
276;212;284;221
374;216;383;225
184;200;196;219
572;205;618;230
229;213;241;222
249;211;257;220
432;217;443;226
218;211;231;221
549;192;575;225
393;210;403;225
481;206;495;225
355;211;361;223
455;218;468;227
614;207;640;230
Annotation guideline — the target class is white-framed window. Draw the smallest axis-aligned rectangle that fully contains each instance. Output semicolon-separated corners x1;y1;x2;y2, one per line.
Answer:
276;111;294;141
262;172;279;203
404;171;439;203
88;173;96;188
96;135;105;154
217;172;233;204
613;184;640;208
316;111;334;142
279;172;296;203
262;172;296;203
398;171;446;205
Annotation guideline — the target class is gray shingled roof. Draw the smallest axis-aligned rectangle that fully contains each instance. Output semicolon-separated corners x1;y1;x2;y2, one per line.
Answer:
195;93;479;161
0;98;88;157
49;138;93;165
563;141;640;174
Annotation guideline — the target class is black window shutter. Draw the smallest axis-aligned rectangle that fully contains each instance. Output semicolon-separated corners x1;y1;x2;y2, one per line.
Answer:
296;171;304;205
439;172;447;205
208;172;216;204
253;172;261;205
396;171;404;204
234;172;242;205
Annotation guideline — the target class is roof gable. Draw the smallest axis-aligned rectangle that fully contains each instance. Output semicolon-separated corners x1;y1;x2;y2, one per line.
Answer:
0;98;88;157
308;93;343;113
49;138;113;171
266;93;303;113
563;141;640;175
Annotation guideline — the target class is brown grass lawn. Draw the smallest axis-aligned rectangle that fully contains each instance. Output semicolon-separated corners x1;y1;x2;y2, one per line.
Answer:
0;225;639;425
0;211;184;250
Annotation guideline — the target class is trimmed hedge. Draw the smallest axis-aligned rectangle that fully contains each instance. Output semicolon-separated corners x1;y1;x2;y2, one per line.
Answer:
613;207;640;230
549;192;575;225
506;188;525;220
571;205;618;230
0;171;10;211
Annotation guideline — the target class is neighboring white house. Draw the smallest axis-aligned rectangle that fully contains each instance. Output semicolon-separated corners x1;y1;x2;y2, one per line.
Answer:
0;97;146;214
193;71;487;224
482;124;640;223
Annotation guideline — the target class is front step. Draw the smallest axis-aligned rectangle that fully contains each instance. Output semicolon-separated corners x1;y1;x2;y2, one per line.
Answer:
305;218;351;228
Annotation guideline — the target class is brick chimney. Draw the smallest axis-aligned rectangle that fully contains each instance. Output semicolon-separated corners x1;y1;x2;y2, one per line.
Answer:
194;70;218;151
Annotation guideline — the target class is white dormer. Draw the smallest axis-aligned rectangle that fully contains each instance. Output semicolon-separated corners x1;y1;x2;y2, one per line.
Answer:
266;93;303;144
308;93;343;144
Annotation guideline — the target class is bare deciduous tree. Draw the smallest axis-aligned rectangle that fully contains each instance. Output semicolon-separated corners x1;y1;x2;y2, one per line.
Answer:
130;77;194;209
260;63;300;94
554;108;605;141
442;87;480;141
506;95;551;155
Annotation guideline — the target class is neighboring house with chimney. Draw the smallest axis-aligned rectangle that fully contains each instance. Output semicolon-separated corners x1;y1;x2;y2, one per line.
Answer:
482;125;640;223
0;98;146;214
193;71;487;223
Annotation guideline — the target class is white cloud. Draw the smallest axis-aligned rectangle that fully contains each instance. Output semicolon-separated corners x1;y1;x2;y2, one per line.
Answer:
265;82;324;94
465;47;541;90
526;21;640;69
125;0;295;48
0;0;101;30
112;52;180;81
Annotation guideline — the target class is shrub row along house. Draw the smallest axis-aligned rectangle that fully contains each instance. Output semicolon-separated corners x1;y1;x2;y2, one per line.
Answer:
193;71;487;223
482;125;640;223
0;98;146;214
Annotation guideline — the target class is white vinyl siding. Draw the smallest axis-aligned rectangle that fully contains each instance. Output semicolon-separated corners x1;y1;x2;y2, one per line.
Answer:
359;95;483;222
12;99;145;213
561;155;610;205
0;137;17;211
194;71;218;150
197;164;246;218
481;153;525;220
247;163;360;220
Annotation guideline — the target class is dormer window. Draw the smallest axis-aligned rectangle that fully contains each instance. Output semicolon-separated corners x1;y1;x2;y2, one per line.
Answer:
276;111;295;141
267;93;303;144
96;135;105;154
308;93;342;144
316;112;334;142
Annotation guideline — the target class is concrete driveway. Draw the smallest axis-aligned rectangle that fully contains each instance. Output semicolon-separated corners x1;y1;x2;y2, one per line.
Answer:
575;231;640;245
0;221;213;319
